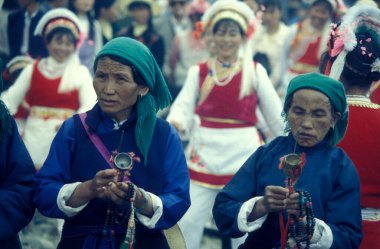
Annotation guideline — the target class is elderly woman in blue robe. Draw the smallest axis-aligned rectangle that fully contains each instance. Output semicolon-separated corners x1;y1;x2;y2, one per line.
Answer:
213;73;362;249
33;37;190;249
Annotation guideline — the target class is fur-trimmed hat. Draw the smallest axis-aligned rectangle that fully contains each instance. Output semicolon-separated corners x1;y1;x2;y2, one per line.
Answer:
198;0;255;38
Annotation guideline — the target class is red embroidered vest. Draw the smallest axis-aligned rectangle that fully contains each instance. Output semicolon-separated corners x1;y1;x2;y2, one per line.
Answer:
195;62;258;128
289;23;322;74
27;61;79;110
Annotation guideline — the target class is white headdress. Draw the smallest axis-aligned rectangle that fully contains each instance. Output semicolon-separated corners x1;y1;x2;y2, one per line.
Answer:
34;8;84;44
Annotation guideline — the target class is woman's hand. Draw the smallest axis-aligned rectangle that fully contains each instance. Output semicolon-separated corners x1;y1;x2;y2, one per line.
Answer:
66;169;119;208
108;182;154;217
262;186;289;213
90;169;119;199
107;181;134;205
285;192;300;216
248;186;288;222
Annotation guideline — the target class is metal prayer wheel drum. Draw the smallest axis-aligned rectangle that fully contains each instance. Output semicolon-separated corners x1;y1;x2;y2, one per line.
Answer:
114;152;133;171
282;153;303;179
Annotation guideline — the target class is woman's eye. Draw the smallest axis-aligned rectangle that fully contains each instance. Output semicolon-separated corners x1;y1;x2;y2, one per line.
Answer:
96;73;106;80
117;76;128;82
313;112;326;118
292;109;303;115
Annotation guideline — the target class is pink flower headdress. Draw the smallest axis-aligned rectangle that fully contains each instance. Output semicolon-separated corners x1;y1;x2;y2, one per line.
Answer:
325;5;380;79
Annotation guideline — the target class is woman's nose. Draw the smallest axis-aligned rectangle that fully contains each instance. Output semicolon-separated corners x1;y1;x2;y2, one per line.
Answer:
300;116;313;128
104;83;116;94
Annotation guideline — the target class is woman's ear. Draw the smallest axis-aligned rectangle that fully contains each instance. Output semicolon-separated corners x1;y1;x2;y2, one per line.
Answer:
332;112;341;126
139;86;149;97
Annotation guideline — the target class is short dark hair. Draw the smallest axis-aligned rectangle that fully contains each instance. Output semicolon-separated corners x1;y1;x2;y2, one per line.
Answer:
94;55;146;86
94;0;116;19
213;19;244;36
259;0;282;12
341;29;380;88
311;0;334;14
45;27;77;46
128;1;151;11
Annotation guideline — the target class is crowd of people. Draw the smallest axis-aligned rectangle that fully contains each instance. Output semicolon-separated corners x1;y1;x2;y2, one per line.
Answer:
0;0;380;249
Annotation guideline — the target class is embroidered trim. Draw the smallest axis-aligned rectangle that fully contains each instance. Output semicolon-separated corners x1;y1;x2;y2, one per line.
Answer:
30;106;75;120
190;179;226;189
348;100;380;109
200;116;246;124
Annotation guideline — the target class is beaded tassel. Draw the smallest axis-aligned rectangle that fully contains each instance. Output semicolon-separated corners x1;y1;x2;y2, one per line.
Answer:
103;201;116;244
121;183;136;249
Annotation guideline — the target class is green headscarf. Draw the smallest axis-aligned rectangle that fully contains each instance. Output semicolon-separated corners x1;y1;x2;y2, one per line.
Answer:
283;73;348;145
94;37;172;163
0;58;12;141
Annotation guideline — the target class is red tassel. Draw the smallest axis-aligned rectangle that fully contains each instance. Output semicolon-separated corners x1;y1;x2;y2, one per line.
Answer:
324;60;332;76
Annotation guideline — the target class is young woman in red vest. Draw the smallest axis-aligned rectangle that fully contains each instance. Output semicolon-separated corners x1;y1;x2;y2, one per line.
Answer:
167;0;284;248
0;8;96;169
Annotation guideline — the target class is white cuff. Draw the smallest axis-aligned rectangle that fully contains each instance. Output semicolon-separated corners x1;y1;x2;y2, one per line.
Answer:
237;196;268;233
135;192;163;229
309;218;333;249
57;182;89;217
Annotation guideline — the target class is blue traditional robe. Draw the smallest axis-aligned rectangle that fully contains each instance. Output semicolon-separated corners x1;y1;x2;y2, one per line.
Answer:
0;117;35;249
33;104;190;248
213;134;362;249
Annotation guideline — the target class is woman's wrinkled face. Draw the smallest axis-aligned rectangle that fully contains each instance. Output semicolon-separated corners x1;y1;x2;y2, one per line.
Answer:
287;89;339;147
213;21;243;62
93;57;148;122
47;33;75;63
309;5;331;30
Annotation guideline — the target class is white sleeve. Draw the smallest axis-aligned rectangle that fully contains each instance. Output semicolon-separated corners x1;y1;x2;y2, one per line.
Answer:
94;20;103;53
255;108;273;143
135;192;163;229
0;64;33;115
277;24;298;96
309;218;333;249
237;196;268;233
255;63;285;138
77;66;97;113
166;65;200;132
57;182;89;217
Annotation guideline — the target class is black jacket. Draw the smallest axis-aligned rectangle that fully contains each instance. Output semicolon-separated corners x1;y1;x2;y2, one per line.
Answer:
7;8;48;59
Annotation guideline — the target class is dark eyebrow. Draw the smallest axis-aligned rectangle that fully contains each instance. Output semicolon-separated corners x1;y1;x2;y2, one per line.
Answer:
291;105;305;110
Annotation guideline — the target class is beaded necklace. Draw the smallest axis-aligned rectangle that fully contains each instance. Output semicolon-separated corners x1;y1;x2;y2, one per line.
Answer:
121;183;136;249
102;184;134;243
287;190;315;249
210;57;240;86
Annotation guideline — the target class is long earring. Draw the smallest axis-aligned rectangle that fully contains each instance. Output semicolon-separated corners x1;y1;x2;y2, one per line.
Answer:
330;124;335;129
